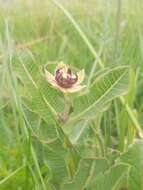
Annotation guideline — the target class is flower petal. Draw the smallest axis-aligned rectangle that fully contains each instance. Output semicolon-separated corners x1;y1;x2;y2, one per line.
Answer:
55;61;68;74
45;71;67;92
76;69;85;85
65;85;86;93
45;69;61;90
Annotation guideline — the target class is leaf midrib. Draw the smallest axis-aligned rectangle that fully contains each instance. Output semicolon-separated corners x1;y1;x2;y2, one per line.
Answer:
69;69;128;122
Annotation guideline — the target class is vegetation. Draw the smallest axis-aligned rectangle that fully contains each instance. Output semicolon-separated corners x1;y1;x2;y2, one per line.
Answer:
0;0;143;189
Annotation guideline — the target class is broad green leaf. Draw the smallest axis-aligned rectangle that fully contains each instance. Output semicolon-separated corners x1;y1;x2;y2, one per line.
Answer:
62;158;108;190
13;53;64;124
120;140;143;190
43;138;69;189
92;164;128;190
63;120;89;144
68;66;129;123
38;120;57;141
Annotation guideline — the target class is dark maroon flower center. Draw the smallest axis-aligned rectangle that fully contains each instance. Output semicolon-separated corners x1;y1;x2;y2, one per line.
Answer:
55;68;78;88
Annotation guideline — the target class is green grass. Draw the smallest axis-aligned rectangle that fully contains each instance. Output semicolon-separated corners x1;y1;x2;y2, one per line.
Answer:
0;0;143;189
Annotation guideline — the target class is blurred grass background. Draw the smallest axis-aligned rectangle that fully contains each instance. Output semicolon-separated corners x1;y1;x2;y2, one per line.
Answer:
0;0;143;189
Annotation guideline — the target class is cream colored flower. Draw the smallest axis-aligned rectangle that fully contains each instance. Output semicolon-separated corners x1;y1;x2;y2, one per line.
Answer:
45;62;85;93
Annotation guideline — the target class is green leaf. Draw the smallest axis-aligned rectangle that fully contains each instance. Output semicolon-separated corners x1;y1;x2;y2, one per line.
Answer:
43;138;69;189
120;140;143;190
63;120;89;144
62;158;108;190
92;164;128;190
14;53;64;124
69;66;129;123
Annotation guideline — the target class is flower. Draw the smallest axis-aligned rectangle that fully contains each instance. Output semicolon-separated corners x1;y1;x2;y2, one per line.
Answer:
45;62;85;93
